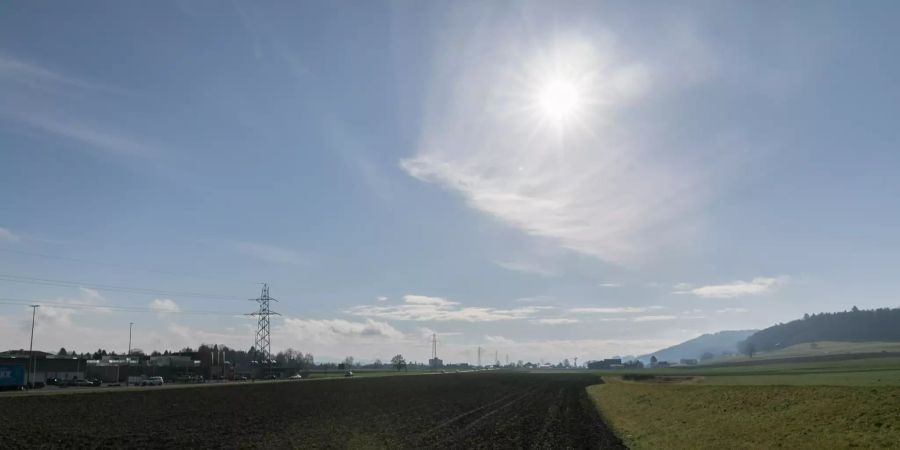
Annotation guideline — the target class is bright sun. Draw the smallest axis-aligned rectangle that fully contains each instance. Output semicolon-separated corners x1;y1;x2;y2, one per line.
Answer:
537;78;580;121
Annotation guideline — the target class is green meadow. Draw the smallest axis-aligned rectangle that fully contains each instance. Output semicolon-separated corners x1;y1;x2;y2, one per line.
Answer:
589;354;900;449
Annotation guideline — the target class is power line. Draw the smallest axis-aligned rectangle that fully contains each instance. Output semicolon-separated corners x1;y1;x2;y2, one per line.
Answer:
0;273;246;301
0;248;256;285
0;298;245;316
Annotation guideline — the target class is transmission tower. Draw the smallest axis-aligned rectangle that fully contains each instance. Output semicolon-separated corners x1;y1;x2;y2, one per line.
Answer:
248;283;280;361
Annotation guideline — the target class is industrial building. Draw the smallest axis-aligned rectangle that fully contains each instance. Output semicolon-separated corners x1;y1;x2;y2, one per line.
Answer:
0;350;87;385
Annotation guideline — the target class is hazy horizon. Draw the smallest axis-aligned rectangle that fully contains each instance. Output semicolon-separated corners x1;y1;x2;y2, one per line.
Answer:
2;1;899;364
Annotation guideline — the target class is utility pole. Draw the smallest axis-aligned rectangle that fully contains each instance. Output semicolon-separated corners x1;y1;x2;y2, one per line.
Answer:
494;350;498;367
574;357;578;368
27;305;39;388
126;322;133;386
477;346;482;368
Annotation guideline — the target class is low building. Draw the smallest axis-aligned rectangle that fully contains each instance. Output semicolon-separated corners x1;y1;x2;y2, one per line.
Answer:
679;358;699;365
149;355;195;367
0;350;87;384
587;358;623;370
428;357;443;369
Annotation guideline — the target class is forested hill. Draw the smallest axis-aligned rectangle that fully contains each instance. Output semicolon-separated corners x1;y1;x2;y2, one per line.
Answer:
743;307;900;352
639;330;757;362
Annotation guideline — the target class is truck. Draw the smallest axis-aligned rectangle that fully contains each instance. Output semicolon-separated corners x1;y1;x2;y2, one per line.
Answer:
0;364;25;390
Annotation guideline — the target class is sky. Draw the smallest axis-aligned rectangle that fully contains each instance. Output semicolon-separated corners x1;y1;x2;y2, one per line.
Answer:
1;1;899;364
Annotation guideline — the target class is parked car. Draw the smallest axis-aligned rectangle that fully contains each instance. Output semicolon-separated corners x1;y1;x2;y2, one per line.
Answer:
344;371;354;378
141;376;164;386
45;377;61;386
288;374;302;379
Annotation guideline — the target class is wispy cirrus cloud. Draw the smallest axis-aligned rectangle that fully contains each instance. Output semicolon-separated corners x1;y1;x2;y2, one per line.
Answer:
632;315;679;322
10;114;154;157
402;12;725;265
0;54;123;93
1;55;149;159
232;241;304;265
0;226;20;243
346;294;551;322
532;318;580;325
493;260;556;277
568;306;664;314
716;307;750;314
677;276;788;298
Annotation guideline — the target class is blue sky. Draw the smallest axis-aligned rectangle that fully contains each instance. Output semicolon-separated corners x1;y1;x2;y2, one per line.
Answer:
1;1;899;363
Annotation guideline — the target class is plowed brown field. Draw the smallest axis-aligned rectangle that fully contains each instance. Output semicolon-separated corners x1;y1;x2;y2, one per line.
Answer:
0;372;622;449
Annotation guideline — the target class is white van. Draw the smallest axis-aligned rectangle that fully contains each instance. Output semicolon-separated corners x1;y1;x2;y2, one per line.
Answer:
142;376;164;386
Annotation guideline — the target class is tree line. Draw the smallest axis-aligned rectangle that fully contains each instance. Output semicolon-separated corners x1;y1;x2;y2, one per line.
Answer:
739;306;900;354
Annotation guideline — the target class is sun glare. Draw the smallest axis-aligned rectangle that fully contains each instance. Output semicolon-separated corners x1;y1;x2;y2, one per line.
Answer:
537;78;580;121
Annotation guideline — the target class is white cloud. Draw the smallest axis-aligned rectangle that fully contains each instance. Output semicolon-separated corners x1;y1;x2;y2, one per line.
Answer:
484;335;515;345
532;318;580;325
599;282;622;288
515;296;554;303
673;282;694;290
402;22;719;265
279;318;404;344
568;306;664;314
415;327;461;339
232;241;304;265
376;296;388;302
678;276;787;298
35;305;76;327
0;226;20;242
149;298;181;314
28;288;114;327
632;315;678;322
493;260;556;277
347;294;552;322
716;307;750;314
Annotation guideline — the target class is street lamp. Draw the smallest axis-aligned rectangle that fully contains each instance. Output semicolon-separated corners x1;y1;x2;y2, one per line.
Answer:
126;322;133;386
27;305;39;388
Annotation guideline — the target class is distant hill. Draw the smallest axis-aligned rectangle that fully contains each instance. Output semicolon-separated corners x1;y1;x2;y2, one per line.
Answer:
639;330;757;363
742;307;900;353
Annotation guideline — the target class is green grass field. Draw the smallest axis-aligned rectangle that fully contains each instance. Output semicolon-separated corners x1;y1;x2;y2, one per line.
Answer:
706;341;900;364
589;354;900;449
